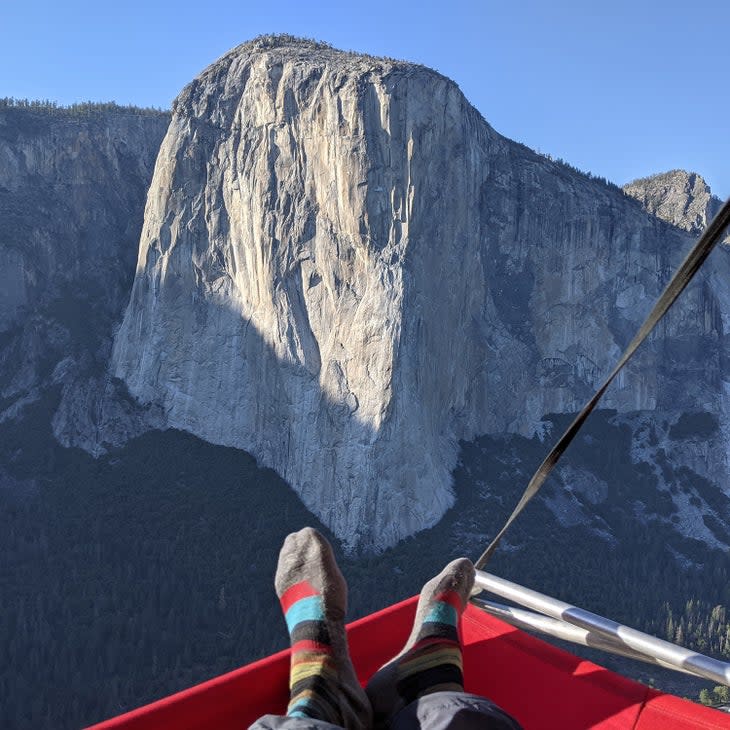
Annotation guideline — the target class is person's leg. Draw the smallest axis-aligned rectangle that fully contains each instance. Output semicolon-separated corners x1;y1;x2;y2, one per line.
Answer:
365;558;474;726
387;692;522;730
366;559;521;730
251;527;371;730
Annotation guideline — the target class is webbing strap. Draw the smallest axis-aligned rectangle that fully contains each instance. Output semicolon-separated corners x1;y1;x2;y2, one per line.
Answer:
475;197;730;570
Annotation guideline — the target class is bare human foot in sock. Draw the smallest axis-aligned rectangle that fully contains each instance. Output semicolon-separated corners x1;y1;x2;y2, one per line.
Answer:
365;558;476;728
275;527;372;729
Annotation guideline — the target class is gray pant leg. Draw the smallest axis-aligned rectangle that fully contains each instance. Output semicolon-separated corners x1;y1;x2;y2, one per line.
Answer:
389;691;522;730
249;714;344;730
249;692;522;730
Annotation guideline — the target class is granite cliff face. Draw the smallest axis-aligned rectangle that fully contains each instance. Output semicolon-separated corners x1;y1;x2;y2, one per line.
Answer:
110;38;730;551
112;41;489;547
623;170;726;239
0;105;169;448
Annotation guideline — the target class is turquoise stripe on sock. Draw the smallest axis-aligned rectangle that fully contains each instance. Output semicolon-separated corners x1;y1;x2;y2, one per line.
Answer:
288;697;316;717
424;601;457;626
285;595;325;633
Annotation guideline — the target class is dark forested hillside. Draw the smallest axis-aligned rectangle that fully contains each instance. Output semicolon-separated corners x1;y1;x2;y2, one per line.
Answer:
1;392;328;728
2;395;728;729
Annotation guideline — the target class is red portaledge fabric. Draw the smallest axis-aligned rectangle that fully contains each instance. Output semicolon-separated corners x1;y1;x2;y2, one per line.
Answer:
87;598;730;730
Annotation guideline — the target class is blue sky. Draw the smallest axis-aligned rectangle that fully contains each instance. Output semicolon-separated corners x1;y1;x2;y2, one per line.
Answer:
2;0;728;198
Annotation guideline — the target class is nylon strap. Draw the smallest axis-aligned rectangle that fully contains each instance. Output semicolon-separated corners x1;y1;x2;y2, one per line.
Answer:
475;197;730;570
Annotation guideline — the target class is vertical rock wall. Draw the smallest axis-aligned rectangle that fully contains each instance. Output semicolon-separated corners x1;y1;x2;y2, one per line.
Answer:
111;39;730;551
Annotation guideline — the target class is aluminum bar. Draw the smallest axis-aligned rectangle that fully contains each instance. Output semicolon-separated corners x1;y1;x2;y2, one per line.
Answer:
473;570;730;686
472;598;696;676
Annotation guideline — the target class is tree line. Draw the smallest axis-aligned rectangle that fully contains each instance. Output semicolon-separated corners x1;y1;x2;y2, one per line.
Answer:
0;97;168;116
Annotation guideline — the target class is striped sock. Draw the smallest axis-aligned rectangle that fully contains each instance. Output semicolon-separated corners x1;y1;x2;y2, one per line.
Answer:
366;558;475;728
394;588;465;702
275;527;372;729
280;580;339;721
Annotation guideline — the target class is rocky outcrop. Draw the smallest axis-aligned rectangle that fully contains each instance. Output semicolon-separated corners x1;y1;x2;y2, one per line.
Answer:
623;170;726;239
0;105;169;442
111;37;730;551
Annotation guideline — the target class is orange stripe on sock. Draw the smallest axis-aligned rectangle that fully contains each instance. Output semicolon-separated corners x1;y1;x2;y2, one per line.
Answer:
280;581;318;612
290;658;337;685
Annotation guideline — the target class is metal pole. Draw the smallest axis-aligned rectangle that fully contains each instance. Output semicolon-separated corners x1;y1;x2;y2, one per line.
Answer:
472;571;730;687
472;597;697;676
